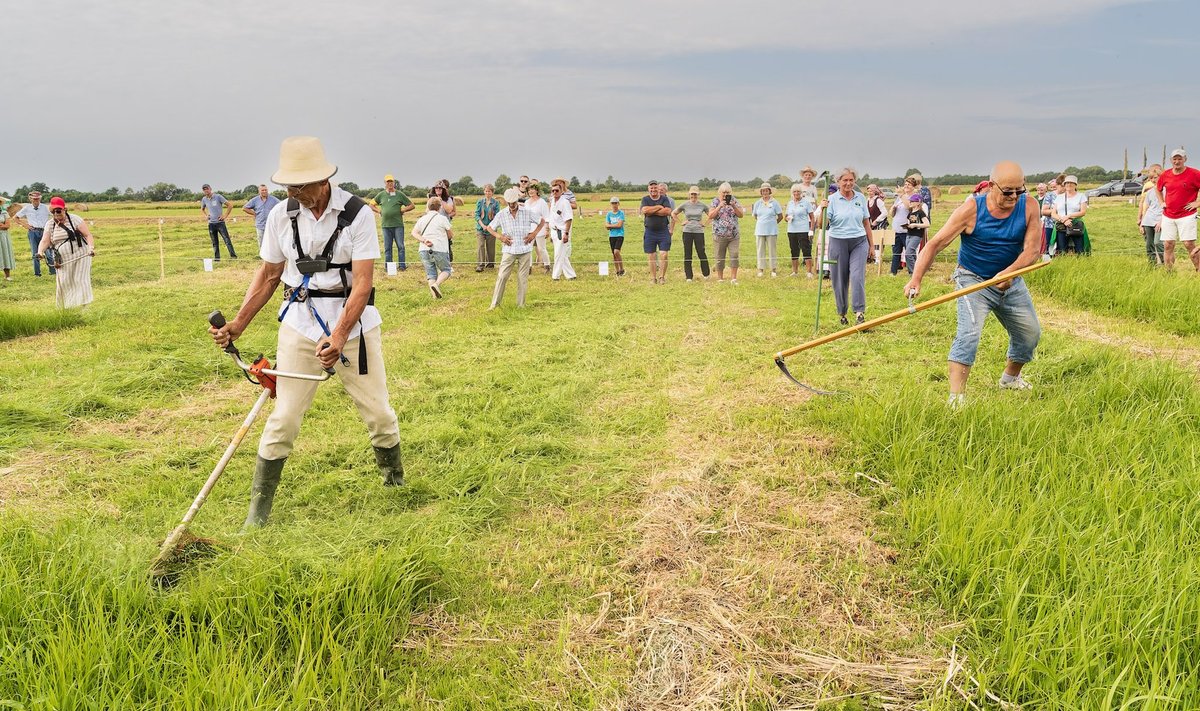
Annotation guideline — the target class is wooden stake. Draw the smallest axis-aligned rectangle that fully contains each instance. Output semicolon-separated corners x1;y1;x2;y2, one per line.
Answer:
158;218;166;281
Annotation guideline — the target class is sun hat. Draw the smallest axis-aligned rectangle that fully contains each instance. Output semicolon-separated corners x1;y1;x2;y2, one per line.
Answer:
1064;175;1078;184
28;190;41;198
688;186;699;194
384;174;395;182
49;196;67;209
609;196;620;203
800;166;816;176
1172;148;1187;159
759;182;773;191
551;176;568;187
908;194;922;202
270;136;338;186
502;187;520;203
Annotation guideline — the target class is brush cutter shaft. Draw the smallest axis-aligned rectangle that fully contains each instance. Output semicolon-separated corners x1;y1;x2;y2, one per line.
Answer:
180;387;272;526
227;351;332;382
776;259;1049;361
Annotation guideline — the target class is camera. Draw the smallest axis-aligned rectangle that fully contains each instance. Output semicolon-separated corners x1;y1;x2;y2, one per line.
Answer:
296;257;329;275
723;194;733;205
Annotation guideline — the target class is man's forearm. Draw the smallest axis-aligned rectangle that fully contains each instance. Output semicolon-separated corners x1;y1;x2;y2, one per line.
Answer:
331;273;374;341
233;264;283;328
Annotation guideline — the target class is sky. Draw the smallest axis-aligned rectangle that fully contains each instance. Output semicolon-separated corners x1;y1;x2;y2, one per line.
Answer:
4;0;1195;192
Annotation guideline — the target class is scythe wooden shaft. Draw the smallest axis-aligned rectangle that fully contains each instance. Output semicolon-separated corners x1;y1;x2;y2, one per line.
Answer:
775;259;1050;362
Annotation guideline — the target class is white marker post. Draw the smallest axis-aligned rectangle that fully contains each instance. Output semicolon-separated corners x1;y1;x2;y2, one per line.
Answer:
598;261;609;276
203;258;214;272
158;218;166;281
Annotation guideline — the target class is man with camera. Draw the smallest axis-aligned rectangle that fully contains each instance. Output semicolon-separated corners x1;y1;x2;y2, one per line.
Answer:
208;136;404;528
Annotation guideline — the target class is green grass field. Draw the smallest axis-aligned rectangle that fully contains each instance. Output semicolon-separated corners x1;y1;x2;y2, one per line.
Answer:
3;192;1200;708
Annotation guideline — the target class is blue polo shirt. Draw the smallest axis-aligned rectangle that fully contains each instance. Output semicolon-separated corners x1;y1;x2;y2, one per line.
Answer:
826;191;869;239
201;194;228;223
244;194;280;230
752;198;783;236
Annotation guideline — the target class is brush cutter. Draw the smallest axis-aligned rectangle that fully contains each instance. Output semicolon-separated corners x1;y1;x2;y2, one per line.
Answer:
149;310;334;585
775;260;1050;395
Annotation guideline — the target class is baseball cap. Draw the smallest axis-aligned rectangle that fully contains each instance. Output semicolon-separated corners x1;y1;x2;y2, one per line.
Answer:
503;187;520;203
908;194;922;202
384;174;395;181
1172;148;1187;159
609;196;620;203
974;180;991;193
201;183;211;189
688;186;699;194
49;196;67;209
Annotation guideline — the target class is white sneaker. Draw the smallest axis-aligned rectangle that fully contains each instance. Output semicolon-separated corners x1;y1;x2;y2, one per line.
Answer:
686;278;693;282
789;272;797;277
947;393;966;409
771;271;778;278
999;375;1033;391
730;278;739;285
806;272;814;279
757;270;764;277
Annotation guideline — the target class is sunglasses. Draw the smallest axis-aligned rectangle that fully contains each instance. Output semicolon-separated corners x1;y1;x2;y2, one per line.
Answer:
50;208;64;214
994;184;1027;198
285;182;319;194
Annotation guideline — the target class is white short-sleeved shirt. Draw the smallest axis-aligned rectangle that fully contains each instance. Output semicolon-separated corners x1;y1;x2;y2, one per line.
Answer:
549;196;573;232
16;203;50;229
524;197;550;230
413;211;452;253
1054;193;1087;217
261;185;381;342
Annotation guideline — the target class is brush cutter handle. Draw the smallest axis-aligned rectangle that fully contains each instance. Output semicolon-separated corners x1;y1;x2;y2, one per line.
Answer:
209;310;332;381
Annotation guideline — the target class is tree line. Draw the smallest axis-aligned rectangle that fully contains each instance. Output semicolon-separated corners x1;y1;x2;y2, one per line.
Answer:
7;165;1134;204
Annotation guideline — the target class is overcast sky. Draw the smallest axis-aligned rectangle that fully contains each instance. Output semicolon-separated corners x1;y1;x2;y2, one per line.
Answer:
4;0;1193;192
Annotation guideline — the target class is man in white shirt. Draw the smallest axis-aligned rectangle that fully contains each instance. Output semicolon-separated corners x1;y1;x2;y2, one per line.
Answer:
208;136;403;528
484;188;546;308
549;177;576;280
14;191;52;276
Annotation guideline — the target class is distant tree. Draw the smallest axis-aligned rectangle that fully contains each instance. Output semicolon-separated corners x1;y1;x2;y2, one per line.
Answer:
143;182;184;201
339;181;361;196
450;175;477;195
103;187;120;199
903;167;923;179
582;180;594;193
769;174;791;190
697;177;719;189
569;176;580;189
494;174;513;191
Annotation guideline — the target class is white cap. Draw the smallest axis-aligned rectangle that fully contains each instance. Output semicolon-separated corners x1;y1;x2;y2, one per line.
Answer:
503;187;521;203
1172;148;1187;159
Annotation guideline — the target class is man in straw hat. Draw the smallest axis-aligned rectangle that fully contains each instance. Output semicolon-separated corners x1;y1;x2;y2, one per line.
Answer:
904;161;1042;409
209;136;404;527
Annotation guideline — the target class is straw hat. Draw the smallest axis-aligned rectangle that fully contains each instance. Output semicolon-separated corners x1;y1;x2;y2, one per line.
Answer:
800;166;816;177
271;136;338;186
1063;175;1078;184
759;182;773;192
551;176;568;188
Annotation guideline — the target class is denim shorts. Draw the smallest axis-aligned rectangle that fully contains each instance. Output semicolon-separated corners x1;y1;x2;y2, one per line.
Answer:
643;231;672;254
420;249;451;279
948;267;1041;366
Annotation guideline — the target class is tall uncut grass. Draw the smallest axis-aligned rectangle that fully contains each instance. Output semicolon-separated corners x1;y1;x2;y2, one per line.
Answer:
1028;254;1200;336
0;518;438;709
814;347;1200;708
0;307;83;341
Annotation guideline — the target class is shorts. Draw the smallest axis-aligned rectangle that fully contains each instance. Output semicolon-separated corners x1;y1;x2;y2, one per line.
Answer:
609;236;625;251
643;231;672;254
419;249;451;279
787;232;812;259
1160;214;1197;242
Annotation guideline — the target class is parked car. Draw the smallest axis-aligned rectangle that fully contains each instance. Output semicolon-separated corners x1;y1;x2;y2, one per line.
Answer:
1086;179;1143;198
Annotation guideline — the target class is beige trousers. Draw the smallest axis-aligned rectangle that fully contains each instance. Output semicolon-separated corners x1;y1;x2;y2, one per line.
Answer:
258;323;400;460
491;251;532;307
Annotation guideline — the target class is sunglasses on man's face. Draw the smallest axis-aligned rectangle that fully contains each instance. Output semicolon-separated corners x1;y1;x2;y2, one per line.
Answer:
994;184;1027;198
286;182;319;195
51;209;64;214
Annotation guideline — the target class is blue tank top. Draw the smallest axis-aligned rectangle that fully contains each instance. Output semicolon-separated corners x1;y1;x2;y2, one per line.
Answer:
959;194;1026;279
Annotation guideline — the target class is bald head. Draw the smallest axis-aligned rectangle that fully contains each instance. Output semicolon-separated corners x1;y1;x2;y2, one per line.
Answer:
990;161;1024;184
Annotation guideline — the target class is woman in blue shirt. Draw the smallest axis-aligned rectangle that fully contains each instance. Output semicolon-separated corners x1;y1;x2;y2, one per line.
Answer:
752;182;784;277
820;168;875;325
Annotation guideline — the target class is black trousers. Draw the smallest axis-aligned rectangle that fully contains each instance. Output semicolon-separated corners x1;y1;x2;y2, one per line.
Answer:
683;232;710;279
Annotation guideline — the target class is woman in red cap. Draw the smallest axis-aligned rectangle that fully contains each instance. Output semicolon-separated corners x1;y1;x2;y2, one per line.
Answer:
36;196;95;308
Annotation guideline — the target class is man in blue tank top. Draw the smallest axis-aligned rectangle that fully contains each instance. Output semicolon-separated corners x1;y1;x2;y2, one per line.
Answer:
903;161;1043;407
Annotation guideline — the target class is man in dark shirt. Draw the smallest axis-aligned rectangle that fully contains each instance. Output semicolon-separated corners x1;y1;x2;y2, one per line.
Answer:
640;180;674;284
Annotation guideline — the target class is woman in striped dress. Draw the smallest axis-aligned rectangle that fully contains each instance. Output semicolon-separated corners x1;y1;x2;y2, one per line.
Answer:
37;196;95;308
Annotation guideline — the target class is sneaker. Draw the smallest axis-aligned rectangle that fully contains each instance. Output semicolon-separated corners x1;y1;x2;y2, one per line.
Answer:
730;278;738;285
998;375;1033;391
806;272;814;279
703;275;710;280
475;266;484;273
855;313;866;325
789;271;798;277
947;393;966;410
429;283;442;299
840;316;849;325
757;270;764;277
686;278;693;282
771;271;778;278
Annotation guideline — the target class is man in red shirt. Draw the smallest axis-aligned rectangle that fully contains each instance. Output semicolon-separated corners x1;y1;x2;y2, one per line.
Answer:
1156;148;1200;271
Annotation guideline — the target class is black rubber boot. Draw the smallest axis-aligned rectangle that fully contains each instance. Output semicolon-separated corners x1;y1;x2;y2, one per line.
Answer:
243;456;286;529
373;444;405;486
